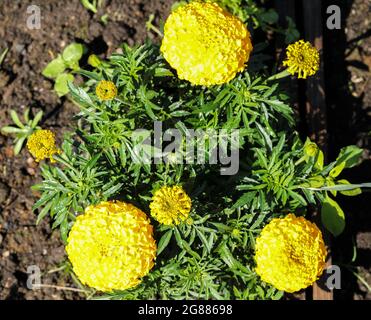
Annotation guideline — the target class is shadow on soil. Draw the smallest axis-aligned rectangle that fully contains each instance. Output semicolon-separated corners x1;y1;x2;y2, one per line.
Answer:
323;0;371;300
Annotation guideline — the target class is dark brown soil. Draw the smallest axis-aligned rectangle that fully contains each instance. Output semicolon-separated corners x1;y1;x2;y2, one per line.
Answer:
0;0;369;300
324;0;371;300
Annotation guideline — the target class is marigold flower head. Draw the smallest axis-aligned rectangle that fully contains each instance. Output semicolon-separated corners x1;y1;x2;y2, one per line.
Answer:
66;201;157;292
283;40;320;79
150;185;192;225
96;80;117;100
255;214;326;293
161;1;253;86
26;129;60;162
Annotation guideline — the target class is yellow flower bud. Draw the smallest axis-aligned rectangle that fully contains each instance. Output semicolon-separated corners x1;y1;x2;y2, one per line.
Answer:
96;80;117;100
150;185;192;226
27;129;61;162
283;40;320;79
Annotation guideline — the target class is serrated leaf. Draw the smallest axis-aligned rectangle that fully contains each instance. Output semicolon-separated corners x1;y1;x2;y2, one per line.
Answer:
170;110;191;117
36;201;53;225
157;229;173;255
102;183;123;198
144;103;157;120
33;192;55;211
195;228;211;253
60;219;70;243
78;69;101;81
256;122;272;151
232;192;256;209
287;189;307;205
218;243;238;269
174;228;200;259
68;82;94;107
154;67;174;77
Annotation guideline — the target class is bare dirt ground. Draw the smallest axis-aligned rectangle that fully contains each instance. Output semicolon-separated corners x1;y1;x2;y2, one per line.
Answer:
324;0;371;300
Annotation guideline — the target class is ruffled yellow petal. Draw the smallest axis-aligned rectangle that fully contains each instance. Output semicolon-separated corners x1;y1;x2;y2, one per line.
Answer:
283;40;320;79
150;185;192;226
96;80;117;100
161;1;253;86
255;214;327;293
27;129;61;162
66;201;157;292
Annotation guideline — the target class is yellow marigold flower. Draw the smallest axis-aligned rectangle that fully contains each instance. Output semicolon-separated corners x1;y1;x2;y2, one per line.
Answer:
66;201;157;292
283;40;320;79
150;186;192;225
255;214;327;293
161;1;253;86
96;80;117;100
26;129;60;162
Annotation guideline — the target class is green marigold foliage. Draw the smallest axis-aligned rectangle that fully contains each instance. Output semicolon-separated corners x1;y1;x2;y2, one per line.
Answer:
27;3;369;299
30;42;368;299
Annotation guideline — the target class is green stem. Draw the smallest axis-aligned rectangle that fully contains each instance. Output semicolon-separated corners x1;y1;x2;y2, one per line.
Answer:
146;14;163;37
294;155;307;166
267;69;291;81
148;24;163;38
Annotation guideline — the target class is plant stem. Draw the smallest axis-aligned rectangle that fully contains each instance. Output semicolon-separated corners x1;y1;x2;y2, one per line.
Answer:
34;284;89;293
267;69;291;81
